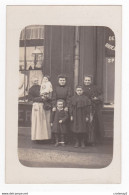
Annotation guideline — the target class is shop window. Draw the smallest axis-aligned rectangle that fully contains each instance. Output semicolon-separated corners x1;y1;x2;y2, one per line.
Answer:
19;25;44;102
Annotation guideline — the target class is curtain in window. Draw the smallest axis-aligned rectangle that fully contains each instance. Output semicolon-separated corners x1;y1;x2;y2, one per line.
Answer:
20;25;44;40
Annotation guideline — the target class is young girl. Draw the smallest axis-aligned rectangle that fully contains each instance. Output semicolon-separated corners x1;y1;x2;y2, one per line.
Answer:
70;86;91;148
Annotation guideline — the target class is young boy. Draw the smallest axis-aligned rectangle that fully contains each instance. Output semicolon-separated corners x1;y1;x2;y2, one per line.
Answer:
50;99;68;146
70;86;90;148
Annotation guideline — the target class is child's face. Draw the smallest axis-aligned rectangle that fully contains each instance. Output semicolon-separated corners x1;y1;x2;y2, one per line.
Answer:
76;88;83;95
58;78;66;86
57;101;64;109
84;76;92;86
43;77;49;82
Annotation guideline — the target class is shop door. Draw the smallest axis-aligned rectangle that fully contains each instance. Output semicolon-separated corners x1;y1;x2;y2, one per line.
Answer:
44;25;75;92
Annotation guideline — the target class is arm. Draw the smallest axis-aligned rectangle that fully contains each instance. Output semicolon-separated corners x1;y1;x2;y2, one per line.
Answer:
28;88;34;102
60;111;69;123
50;110;55;124
52;88;57;108
92;86;103;103
69;97;74;121
66;87;72;108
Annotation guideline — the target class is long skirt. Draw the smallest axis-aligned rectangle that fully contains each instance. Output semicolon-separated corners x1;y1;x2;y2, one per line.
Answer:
31;102;51;140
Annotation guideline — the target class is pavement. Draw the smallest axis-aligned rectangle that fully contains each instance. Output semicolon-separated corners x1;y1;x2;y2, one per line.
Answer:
18;127;113;168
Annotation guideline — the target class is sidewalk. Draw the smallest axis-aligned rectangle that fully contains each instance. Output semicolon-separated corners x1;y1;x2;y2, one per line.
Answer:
18;127;113;168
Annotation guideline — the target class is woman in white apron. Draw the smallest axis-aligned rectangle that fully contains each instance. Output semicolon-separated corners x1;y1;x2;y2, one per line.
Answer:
28;77;52;140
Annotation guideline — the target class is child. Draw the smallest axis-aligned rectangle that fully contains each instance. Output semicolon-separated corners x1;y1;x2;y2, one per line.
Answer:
40;75;53;97
50;99;68;147
40;75;53;111
70;86;91;148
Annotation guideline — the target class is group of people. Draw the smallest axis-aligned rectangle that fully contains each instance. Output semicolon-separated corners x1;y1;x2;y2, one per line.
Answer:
28;74;104;148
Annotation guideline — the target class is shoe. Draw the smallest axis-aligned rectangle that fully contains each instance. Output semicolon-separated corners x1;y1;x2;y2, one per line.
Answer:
61;142;65;147
81;139;85;148
55;142;59;147
74;141;79;148
81;143;85;148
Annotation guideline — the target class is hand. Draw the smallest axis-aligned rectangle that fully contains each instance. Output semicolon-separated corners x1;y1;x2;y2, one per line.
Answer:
86;117;89;122
59;120;63;123
41;95;45;100
93;96;98;100
70;116;73;121
51;123;53;127
64;107;68;111
52;107;56;111
90;114;93;122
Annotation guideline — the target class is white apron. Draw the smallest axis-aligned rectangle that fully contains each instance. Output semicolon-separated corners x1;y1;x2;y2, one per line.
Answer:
31;102;51;140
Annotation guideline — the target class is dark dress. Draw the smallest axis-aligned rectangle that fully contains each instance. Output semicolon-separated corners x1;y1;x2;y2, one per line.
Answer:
50;109;68;134
83;84;104;143
70;94;90;134
28;85;41;102
52;85;72;108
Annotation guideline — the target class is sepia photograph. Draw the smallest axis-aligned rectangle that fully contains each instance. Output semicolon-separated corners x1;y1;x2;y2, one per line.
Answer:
6;5;121;184
18;25;115;168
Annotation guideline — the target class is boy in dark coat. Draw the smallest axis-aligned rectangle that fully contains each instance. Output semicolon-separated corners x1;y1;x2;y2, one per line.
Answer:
50;99;68;147
83;75;104;144
70;86;91;148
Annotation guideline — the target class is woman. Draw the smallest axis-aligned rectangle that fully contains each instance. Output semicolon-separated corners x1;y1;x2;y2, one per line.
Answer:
28;77;52;140
83;75;104;145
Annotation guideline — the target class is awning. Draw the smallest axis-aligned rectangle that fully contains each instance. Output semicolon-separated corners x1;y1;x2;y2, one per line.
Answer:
20;25;44;40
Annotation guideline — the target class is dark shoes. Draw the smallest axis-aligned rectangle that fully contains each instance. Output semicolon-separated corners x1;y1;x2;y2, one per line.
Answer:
81;141;85;148
55;142;59;147
74;140;79;148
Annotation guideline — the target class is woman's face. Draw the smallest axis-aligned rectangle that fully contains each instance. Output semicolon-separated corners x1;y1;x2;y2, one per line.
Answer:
84;76;92;86
58;78;66;86
33;78;38;85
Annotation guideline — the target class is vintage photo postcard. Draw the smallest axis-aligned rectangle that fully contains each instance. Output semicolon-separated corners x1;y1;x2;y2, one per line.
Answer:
6;5;121;183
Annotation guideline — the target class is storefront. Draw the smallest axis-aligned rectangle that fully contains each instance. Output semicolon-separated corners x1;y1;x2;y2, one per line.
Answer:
19;25;115;138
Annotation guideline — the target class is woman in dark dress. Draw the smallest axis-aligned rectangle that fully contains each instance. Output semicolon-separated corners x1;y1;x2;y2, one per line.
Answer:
52;74;72;111
83;75;104;145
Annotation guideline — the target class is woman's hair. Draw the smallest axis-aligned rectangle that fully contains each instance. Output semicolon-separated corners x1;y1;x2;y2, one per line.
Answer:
83;75;93;82
58;74;67;79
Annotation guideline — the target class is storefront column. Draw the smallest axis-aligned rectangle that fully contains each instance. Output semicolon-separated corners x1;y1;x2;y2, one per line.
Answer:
74;26;80;91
